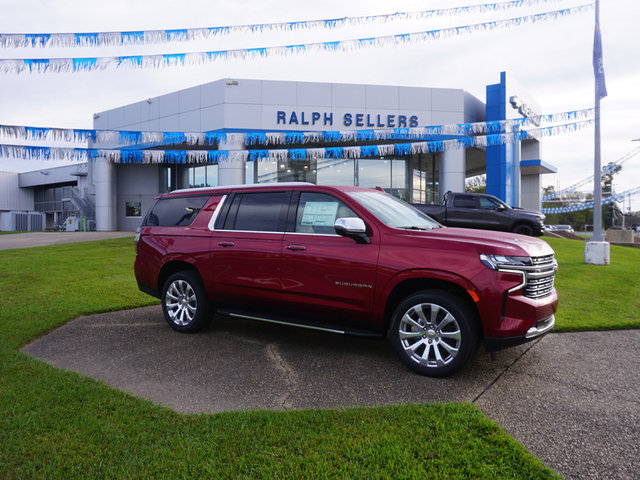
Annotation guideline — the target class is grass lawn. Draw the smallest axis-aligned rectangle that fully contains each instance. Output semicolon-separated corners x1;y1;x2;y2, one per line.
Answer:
543;237;640;331
0;238;565;479
4;235;637;479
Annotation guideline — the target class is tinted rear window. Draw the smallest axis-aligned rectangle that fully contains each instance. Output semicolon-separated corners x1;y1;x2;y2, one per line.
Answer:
144;195;210;227
224;192;289;232
452;196;476;208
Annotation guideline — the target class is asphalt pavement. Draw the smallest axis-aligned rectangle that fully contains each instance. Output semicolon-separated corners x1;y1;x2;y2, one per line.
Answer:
23;305;640;480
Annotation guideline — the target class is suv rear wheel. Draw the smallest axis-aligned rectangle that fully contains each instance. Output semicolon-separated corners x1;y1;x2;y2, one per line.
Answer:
161;271;210;333
390;291;478;376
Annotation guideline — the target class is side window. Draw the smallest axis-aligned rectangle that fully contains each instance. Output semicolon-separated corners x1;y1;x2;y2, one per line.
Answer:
453;195;477;209
224;192;289;232
143;195;209;227
295;192;358;235
479;197;500;210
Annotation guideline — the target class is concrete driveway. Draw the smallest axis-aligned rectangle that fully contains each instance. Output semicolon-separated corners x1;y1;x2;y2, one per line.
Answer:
0;231;134;250
23;305;640;480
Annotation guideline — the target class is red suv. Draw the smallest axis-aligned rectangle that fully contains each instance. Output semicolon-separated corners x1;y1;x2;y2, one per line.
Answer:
134;183;558;376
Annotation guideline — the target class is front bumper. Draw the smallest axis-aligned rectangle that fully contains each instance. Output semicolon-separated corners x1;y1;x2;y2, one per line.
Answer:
484;314;555;351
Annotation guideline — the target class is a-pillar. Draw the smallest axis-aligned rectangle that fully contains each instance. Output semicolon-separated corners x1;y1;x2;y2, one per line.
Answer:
217;133;246;186
94;157;117;231
438;149;466;200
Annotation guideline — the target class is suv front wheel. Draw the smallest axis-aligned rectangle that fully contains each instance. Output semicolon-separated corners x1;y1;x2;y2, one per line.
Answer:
390;291;479;376
161;271;210;333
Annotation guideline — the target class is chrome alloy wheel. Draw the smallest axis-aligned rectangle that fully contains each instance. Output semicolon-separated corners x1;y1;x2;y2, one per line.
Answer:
164;279;198;326
398;303;462;368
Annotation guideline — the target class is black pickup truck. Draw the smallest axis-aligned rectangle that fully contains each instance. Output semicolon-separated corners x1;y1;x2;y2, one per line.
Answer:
412;191;545;236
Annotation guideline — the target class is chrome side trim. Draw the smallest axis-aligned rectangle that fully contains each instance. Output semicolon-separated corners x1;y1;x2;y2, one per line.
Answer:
525;315;555;338
228;312;346;335
207;195;227;231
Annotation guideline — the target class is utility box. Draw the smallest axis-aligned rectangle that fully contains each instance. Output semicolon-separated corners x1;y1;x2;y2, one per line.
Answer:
0;211;46;231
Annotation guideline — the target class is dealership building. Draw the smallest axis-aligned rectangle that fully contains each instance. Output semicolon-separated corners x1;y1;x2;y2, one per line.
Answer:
1;72;556;231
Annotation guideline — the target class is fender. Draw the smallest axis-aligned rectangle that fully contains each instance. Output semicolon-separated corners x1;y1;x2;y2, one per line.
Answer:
373;268;480;324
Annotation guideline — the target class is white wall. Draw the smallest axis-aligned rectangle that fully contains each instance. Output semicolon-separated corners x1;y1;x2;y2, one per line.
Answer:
0;171;33;211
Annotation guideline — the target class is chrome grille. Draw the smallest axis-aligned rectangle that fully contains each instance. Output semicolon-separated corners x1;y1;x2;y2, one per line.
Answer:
520;255;557;298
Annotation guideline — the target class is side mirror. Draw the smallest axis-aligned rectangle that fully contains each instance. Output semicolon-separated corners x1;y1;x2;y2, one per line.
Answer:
334;217;370;244
496;204;506;211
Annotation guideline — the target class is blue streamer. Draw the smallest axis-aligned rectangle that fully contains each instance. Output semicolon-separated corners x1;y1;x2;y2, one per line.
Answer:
248;48;267;57
208;150;227;163
74;129;97;142
166;29;188;42
163;53;186;65
322;41;340;51
73;58;97;71
248;150;269;161
165;150;187;164
121;150;143;164
24;59;50;71
246;133;267;145
326;147;344;158
289;149;307;160
25;127;48;140
75;33;99;46
395;144;412;155
360;145;379;157
357;130;375;142
25;34;50;47
119;131;142;144
163;132;187;145
121;31;144;44
323;131;342;143
429;141;444;153
205;132;226;145
285;132;305;144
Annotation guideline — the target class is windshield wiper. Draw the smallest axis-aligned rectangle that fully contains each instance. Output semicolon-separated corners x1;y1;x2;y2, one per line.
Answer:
401;226;429;230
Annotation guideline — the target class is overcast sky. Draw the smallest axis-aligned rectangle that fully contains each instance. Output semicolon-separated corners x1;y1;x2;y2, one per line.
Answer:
1;0;639;210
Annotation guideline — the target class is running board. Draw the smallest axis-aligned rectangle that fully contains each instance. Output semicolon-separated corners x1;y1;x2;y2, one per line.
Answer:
218;310;383;338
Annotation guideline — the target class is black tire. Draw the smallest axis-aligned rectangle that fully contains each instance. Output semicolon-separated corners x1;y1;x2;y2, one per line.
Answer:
161;271;210;333
389;290;479;377
512;223;534;236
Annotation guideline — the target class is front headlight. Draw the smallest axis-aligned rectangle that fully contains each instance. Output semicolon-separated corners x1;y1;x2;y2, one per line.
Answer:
479;254;530;270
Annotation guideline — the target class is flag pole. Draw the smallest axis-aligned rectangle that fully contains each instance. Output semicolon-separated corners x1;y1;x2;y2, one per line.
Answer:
585;0;610;264
592;0;603;242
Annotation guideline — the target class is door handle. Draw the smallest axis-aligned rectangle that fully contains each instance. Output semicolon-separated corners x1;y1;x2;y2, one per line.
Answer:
218;241;235;247
286;244;307;251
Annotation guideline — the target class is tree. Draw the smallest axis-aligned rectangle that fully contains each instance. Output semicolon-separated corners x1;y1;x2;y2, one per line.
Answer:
465;175;486;193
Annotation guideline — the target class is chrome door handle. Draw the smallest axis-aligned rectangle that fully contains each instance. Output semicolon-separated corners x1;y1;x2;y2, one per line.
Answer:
218;241;235;247
286;244;307;251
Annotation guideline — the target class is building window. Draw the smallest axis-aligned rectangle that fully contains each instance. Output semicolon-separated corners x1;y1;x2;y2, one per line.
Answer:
125;201;142;217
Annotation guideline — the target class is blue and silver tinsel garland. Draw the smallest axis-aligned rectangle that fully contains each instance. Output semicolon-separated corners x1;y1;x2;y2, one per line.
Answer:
0;109;594;149
0;119;594;163
0;4;593;73
0;1;562;49
543;187;640;214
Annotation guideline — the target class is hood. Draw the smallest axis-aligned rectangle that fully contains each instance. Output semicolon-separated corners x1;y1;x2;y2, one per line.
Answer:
511;207;545;218
415;227;554;258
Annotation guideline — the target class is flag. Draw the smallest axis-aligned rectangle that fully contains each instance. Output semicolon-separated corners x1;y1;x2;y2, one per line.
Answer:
593;22;608;99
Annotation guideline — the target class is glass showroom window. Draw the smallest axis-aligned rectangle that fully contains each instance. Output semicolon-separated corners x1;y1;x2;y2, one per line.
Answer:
317;158;355;186
188;165;219;188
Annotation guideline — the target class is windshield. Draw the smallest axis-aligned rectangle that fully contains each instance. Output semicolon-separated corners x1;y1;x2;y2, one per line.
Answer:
348;191;442;230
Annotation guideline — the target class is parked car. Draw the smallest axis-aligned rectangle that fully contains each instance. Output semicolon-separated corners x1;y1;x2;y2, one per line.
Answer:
546;224;574;234
412;191;546;236
134;184;558;377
